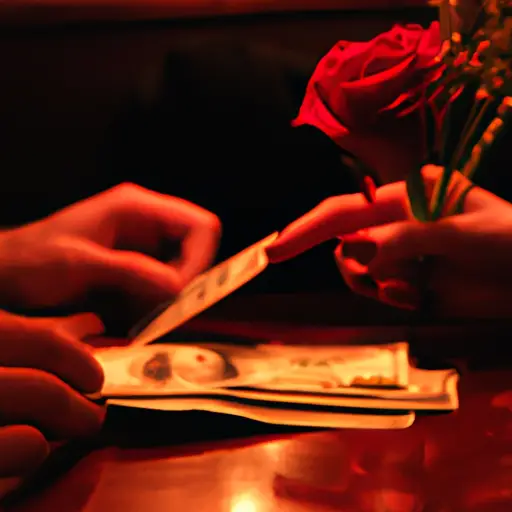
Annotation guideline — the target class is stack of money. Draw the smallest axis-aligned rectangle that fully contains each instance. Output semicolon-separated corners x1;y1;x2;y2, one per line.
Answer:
92;234;459;430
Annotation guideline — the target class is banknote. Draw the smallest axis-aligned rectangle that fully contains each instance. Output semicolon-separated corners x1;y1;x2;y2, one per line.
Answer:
105;396;416;430
108;231;460;430
95;342;411;397
94;342;458;410
130;233;278;347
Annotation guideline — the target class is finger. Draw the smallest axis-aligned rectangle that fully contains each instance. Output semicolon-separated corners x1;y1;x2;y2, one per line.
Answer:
104;249;185;299
334;244;378;299
172;215;222;284
0;426;49;477
0;369;105;439
340;217;477;278
266;167;498;264
379;281;421;311
336;244;420;310
62;237;184;303
267;182;408;263
54;313;105;340
368;260;421;283
0;312;104;394
98;184;222;263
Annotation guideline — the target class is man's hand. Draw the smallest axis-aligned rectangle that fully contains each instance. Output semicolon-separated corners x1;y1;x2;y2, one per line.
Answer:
0;311;105;478
0;184;221;310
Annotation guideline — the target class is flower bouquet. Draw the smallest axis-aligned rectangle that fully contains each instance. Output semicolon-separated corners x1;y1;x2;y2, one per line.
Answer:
293;0;512;222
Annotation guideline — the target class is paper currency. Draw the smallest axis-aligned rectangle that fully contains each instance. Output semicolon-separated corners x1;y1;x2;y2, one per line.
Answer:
92;342;458;430
106;396;416;430
95;342;411;397
130;233;278;347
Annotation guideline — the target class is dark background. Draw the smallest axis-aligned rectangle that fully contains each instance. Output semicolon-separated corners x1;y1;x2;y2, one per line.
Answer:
0;7;490;303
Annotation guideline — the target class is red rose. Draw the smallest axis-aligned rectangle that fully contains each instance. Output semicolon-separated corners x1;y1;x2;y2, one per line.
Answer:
293;23;442;184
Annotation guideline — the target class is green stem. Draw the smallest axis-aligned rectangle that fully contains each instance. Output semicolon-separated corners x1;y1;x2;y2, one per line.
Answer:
430;95;493;221
451;94;482;166
463;116;507;180
406;166;431;222
445;183;476;216
451;95;492;170
430;166;454;221
445;100;512;216
439;99;452;165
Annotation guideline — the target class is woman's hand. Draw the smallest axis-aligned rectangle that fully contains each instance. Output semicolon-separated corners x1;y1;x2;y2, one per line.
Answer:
0;311;105;478
267;166;512;318
0;183;221;311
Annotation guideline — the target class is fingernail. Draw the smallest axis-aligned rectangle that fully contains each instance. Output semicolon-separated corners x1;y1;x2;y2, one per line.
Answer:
381;282;420;310
361;175;377;203
342;235;378;266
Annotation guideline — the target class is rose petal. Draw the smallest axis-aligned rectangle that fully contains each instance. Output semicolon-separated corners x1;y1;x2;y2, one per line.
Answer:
395;95;427;118
388;23;424;52
361;37;415;77
383;89;422;115
336;54;417;128
320;41;376;84
415;22;442;69
292;21;442;157
292;82;350;143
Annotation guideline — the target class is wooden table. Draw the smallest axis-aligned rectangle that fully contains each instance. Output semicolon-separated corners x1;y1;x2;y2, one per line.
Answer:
2;298;512;512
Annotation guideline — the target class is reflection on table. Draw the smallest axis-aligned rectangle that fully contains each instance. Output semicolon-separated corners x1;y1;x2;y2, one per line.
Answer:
4;326;511;512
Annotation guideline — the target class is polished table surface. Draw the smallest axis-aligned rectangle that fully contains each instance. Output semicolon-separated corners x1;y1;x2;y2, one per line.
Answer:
2;294;512;512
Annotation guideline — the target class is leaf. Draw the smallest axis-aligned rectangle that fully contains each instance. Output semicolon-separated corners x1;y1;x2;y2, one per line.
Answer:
406;167;431;222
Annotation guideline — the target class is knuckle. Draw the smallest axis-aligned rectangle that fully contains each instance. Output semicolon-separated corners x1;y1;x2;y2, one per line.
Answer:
202;212;222;236
110;182;145;202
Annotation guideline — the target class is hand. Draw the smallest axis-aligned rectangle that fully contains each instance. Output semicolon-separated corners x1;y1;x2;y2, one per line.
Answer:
267;166;512;318
0;312;105;478
0;184;221;310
